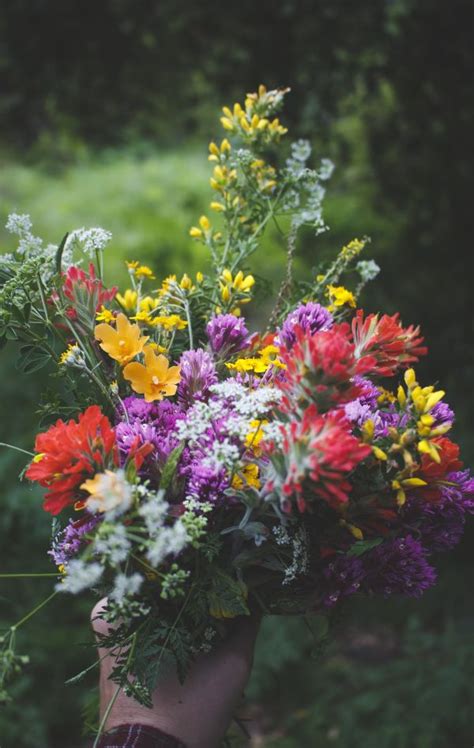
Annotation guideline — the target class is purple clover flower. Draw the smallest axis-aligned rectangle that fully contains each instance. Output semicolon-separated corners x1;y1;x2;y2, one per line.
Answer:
431;401;455;427
279;302;333;349
321;554;365;607
177;349;217;407
115;398;184;476
404;469;474;551
206;314;250;357
49;514;100;566
361;536;437;598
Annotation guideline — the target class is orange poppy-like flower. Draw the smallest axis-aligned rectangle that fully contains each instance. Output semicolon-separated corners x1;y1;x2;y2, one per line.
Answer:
123;347;181;402
94;313;148;365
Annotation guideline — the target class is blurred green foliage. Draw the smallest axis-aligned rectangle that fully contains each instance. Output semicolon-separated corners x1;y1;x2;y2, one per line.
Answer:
0;0;473;746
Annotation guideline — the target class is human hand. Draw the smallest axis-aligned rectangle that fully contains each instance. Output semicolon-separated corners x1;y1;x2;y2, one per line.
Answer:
91;599;260;748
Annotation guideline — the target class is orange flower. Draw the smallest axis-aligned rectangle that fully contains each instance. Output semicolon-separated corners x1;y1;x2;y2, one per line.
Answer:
94;313;148;365
123;347;181;402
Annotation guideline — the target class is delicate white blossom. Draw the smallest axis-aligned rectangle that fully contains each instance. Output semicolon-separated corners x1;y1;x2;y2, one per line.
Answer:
111;572;144;603
56;560;103;594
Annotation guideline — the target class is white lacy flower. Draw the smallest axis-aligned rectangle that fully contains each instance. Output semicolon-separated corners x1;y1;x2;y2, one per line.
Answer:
146;522;189;567
111;572;144;603
82;469;132;517
138;489;169;536
67;227;112;257
356;259;380;283
56;560;103;594
94;525;131;565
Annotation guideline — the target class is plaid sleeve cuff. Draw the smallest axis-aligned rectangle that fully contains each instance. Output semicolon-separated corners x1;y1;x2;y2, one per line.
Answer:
95;723;187;747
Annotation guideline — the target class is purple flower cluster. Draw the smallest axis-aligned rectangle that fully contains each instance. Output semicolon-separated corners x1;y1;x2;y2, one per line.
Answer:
279;302;333;349
115;397;184;473
321;535;438;607
177;349;217;407
206;314;249;357
49;514;100;566
405;470;474;551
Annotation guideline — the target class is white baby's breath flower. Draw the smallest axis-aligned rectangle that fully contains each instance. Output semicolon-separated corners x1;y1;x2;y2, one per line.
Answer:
138;489;169;536
67;227;112;257
81;469;132;517
146;522;189;567
93;524;131;566
111;572;144;603
56;560;103;594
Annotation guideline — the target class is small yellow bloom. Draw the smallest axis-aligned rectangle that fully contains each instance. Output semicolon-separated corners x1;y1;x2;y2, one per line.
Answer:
189;226;203;238
95;313;149;365
116;289;138;312
149;315;188;331
326;284;357;311
340;519;364;540
232;463;261;490
33;452;45;463
59;343;82;366
95;306;115;323
123;347;181;402
210;201;225;212
126;261;140;270
135;265;155;280
139;296;159;313
180;273;194;290
245;420;268;452
196;271;204;284
199;215;211;232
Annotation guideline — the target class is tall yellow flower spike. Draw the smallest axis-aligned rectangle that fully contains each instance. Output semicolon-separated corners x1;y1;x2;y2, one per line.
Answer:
123;346;181;402
95;313;149;365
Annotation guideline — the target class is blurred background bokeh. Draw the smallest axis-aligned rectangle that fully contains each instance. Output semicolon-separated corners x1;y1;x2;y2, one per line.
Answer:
0;1;473;746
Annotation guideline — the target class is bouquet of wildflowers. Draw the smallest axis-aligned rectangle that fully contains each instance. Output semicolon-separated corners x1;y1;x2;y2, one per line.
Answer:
1;86;472;723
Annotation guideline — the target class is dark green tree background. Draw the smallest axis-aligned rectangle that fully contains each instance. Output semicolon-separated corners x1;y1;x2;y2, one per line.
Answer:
0;1;472;746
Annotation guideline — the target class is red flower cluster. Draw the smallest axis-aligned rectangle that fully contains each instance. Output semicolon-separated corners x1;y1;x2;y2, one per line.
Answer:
279;322;375;408
279;405;372;512
351;310;427;377
25;405;118;515
417;437;464;501
62;263;117;319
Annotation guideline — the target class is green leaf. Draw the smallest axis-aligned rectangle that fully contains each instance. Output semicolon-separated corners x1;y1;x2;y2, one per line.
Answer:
160;442;185;491
55;232;69;275
347;537;383;557
16;345;51;374
208;568;250;619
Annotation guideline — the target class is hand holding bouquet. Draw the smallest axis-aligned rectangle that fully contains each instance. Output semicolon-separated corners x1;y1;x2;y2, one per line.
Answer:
0;87;472;731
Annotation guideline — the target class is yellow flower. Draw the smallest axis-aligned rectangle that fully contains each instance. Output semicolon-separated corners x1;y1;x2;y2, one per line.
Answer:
245;419;268;454
149;315;188;331
135;265;155;280
196;271;204;284
232;463;261;490
123;347;181;402
116;289;138;311
95;313;149;365
59;343;83;367
139;296;159;313
326;284;357;311
95;306;115;323
226;345;284;375
180;273;194;291
189;226;203;238
126;261;140;270
340;238;366;259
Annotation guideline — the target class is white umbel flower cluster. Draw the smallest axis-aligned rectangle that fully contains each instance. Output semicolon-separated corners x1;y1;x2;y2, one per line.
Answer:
56;560;103;594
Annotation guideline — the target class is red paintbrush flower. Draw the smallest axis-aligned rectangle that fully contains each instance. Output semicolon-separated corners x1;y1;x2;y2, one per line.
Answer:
25;405;118;515
351;310;427;377
416;437;464;501
278;322;375;409
62;263;117;320
273;405;372;512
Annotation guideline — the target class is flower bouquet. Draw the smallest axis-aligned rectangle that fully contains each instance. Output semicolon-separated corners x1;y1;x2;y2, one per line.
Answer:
0;86;472;724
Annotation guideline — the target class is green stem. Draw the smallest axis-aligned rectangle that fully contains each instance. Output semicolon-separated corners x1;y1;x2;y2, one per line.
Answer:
10;590;58;632
0;573;59;579
0;442;34;457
